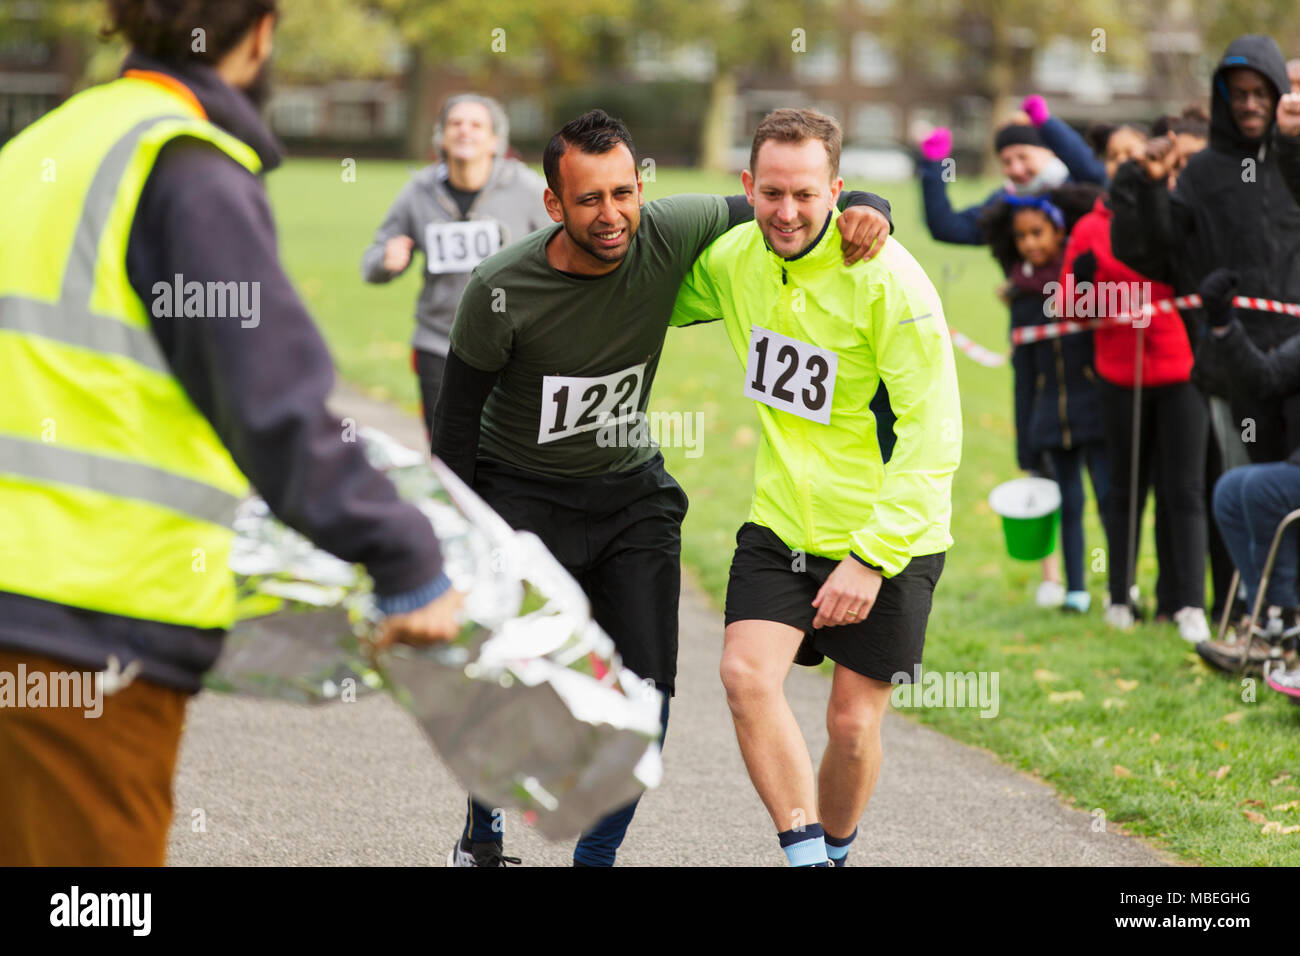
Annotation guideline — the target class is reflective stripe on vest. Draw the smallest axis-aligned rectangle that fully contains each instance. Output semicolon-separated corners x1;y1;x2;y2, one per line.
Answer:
0;435;240;528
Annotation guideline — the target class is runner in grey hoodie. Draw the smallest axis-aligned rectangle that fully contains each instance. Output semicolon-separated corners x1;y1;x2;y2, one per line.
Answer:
362;94;551;441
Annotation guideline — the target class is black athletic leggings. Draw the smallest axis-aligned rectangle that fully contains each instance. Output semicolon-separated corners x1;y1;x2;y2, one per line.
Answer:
414;348;446;448
1098;379;1207;610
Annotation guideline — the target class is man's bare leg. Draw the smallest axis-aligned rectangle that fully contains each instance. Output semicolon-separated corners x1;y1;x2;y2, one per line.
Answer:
720;620;816;831
817;663;894;840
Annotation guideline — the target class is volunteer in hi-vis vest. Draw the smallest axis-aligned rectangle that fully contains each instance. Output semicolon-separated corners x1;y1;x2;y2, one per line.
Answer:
0;3;460;866
362;94;550;444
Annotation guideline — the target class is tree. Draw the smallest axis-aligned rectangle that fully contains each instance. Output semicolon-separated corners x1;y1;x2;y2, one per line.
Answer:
1193;0;1300;59
629;0;840;171
376;0;631;156
877;0;1136;129
275;0;402;81
1;0;402;87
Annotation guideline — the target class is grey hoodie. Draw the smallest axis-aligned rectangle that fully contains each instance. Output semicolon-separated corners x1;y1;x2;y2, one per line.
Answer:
362;158;551;354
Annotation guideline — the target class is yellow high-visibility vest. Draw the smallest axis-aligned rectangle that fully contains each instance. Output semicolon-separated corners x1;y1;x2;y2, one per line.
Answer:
0;71;261;628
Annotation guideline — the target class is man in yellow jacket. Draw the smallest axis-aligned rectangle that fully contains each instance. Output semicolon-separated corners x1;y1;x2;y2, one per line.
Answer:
671;108;962;867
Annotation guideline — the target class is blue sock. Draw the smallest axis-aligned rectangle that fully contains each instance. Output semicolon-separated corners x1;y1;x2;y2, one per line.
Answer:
778;823;828;867
465;796;501;845
825;827;857;865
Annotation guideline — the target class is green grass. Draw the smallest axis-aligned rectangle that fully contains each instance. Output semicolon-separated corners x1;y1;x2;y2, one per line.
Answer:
269;159;1300;865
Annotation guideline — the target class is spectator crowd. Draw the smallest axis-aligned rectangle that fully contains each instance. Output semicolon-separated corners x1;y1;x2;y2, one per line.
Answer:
917;34;1300;701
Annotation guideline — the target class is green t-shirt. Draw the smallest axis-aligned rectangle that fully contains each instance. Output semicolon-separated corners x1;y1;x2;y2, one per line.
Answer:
449;194;729;477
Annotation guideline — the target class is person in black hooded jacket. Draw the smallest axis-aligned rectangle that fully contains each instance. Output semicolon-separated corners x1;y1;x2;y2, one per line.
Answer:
1199;268;1300;675
1110;35;1300;466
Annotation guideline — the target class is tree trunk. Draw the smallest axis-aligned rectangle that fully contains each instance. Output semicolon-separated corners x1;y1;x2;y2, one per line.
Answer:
699;68;737;172
404;45;432;162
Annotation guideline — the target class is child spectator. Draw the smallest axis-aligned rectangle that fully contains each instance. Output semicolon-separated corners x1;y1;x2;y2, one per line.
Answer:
983;185;1109;612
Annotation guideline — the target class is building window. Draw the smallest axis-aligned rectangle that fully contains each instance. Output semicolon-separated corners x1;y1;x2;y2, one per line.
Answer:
852;32;897;86
794;39;843;84
852;103;900;143
331;102;371;139
506;96;545;139
268;91;324;137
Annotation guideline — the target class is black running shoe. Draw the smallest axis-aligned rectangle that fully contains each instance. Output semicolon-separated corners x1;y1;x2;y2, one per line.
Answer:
447;835;521;867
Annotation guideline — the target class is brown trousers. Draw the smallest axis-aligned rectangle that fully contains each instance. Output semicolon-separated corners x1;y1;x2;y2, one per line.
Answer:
0;649;188;865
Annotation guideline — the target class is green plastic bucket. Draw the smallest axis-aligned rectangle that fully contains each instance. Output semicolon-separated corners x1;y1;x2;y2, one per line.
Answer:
988;477;1061;561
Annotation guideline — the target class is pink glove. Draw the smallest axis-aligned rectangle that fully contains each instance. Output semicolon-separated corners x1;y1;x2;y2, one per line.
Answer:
1022;95;1049;126
920;127;952;162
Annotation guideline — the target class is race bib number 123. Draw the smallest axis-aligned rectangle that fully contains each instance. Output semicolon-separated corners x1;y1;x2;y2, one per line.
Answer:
743;326;838;424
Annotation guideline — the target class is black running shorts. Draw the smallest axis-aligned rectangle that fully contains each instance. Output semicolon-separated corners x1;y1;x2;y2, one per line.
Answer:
472;453;688;694
724;522;944;683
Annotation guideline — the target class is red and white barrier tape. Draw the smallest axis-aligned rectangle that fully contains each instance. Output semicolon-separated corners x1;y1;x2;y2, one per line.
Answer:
1010;294;1300;347
947;328;1007;368
949;294;1300;366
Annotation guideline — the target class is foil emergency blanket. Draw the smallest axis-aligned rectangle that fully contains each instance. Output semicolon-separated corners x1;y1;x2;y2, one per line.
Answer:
207;427;664;840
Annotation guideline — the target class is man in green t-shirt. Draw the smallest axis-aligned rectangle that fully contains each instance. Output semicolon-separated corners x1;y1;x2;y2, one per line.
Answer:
671;108;962;867
431;109;892;867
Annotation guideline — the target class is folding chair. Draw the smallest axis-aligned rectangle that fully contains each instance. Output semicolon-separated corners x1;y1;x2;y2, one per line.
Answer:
1214;507;1300;675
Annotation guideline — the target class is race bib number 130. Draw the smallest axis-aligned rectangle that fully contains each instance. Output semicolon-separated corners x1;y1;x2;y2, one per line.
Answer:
426;220;500;274
743;326;838;424
538;363;647;444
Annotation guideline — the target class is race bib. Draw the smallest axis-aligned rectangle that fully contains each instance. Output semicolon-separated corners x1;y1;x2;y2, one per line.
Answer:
538;362;647;444
425;220;500;274
742;326;838;424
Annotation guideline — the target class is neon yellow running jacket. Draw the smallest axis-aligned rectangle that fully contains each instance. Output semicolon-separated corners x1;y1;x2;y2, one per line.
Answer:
671;209;962;576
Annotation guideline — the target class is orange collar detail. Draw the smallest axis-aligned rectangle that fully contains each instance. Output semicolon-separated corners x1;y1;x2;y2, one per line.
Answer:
123;69;208;120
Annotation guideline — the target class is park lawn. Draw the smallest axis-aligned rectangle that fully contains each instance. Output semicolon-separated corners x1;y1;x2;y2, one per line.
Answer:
270;159;1300;865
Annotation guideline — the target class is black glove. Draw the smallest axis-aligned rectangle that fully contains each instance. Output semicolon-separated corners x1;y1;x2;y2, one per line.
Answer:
1071;250;1097;288
1199;268;1239;330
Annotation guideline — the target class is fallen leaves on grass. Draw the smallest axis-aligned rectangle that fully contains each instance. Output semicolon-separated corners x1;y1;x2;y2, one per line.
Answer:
1049;690;1084;703
1101;697;1127;710
1270;773;1293;786
1115;678;1139;693
1273;800;1300;812
1261;821;1300;835
1000;644;1043;655
1221;711;1245;725
1113;765;1133;778
1212;765;1232;780
1033;669;1062;682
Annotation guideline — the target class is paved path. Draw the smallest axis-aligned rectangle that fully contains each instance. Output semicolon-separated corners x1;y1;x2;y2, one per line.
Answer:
166;386;1176;866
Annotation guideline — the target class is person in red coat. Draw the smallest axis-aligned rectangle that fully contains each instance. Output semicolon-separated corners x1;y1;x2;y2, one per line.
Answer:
1060;138;1209;640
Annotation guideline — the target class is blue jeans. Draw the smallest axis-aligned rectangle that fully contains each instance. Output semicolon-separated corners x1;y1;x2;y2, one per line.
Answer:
1213;463;1300;610
464;686;671;866
1047;442;1110;593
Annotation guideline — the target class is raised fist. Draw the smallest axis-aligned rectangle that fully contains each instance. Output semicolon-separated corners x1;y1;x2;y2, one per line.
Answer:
383;235;415;274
